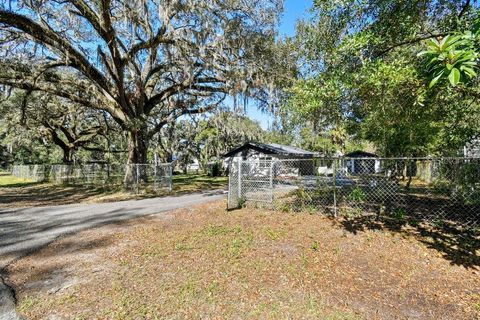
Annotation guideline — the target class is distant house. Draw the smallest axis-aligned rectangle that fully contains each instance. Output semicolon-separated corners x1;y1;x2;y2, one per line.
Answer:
224;142;318;160
186;159;200;173
345;150;380;174
223;142;319;175
463;138;480;158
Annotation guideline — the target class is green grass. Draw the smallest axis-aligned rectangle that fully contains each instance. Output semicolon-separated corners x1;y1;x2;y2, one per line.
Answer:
172;173;227;184
0;172;42;188
0;171;227;190
0;172;227;191
14;201;478;319
0;172;227;207
172;174;227;193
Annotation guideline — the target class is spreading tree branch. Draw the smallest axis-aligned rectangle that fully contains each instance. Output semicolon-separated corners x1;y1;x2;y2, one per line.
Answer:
0;10;116;100
375;33;447;57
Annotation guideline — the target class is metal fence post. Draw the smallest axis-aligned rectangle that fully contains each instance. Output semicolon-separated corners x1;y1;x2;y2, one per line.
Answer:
136;164;139;194
238;158;242;202
270;160;274;206
153;164;157;191
333;158;338;218
169;164;173;192
227;161;232;209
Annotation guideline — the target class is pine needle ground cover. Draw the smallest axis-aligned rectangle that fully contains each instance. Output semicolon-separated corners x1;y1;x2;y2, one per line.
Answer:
7;201;480;319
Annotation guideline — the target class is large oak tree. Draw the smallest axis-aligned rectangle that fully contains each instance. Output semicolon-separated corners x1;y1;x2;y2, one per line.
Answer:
0;0;281;173
1;90;117;164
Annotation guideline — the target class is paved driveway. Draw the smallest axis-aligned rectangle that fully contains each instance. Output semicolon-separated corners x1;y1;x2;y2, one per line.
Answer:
0;190;226;270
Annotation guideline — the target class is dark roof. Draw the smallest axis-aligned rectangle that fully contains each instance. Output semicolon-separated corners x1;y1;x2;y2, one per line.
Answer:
345;150;378;158
223;142;317;158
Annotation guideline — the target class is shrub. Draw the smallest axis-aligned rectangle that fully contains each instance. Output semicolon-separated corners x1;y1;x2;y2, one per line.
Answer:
207;161;223;177
348;187;366;202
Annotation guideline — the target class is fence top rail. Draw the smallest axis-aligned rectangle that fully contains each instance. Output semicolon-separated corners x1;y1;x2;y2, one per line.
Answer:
125;163;172;166
342;157;480;161
232;157;480;162
12;163;173;166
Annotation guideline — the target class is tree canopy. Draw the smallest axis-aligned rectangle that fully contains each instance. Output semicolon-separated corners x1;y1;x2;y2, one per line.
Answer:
0;0;282;170
1;0;480;168
276;0;480;157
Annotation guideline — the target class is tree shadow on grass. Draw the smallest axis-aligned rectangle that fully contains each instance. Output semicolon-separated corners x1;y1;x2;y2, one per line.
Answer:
0;209;145;317
0;184;122;207
0;174;227;208
297;185;480;269
337;213;480;269
0;181;45;189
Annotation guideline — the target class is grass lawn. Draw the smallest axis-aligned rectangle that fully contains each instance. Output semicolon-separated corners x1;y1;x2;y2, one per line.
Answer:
172;174;228;193
0;173;227;208
8;201;480;319
0;171;40;187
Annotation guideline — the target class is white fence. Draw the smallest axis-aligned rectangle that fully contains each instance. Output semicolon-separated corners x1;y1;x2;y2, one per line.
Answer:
11;163;173;192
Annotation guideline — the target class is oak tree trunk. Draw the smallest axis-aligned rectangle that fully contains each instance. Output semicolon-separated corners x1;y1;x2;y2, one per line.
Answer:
61;147;75;165
124;129;149;185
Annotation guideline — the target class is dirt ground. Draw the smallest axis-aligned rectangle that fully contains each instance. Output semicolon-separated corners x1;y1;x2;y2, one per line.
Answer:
0;173;227;209
6;201;480;319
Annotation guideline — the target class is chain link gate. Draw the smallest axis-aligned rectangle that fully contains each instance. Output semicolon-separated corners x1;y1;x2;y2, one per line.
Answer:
227;158;275;209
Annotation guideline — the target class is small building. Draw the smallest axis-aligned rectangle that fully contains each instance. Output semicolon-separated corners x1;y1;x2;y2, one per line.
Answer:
224;142;318;160
186;159;200;173
223;142;318;175
345;150;380;174
463;138;480;158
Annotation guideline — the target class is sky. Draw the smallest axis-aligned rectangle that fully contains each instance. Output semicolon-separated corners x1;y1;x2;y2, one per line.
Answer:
278;0;313;37
245;0;313;129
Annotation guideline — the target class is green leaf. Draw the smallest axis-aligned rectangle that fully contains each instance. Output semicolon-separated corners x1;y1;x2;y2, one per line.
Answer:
448;68;460;86
460;66;477;78
429;71;444;88
439;35;450;49
417;50;436;57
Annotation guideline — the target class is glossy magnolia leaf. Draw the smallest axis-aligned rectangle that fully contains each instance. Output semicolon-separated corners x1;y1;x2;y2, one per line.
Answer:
420;28;479;88
448;68;460;86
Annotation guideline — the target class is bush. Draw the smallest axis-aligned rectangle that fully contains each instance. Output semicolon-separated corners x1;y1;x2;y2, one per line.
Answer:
432;179;452;195
348;187;366;202
207;161;224;177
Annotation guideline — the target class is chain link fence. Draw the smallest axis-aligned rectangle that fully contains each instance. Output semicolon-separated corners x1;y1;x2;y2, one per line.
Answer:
11;163;173;192
11;164;47;182
124;164;173;192
228;157;480;235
